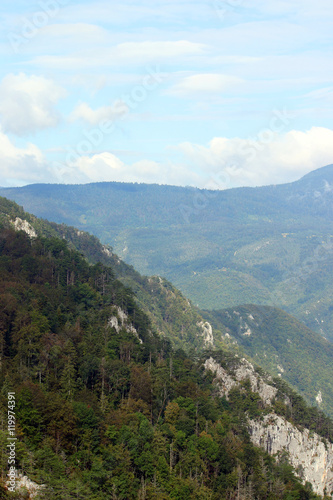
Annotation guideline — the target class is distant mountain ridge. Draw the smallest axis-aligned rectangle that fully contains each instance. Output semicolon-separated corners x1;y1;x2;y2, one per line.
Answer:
0;164;332;342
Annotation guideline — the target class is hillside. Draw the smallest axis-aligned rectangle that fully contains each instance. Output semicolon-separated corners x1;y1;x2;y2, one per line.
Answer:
1;165;332;341
2;196;333;418
0;223;332;498
204;305;333;417
0;227;333;500
0;197;212;353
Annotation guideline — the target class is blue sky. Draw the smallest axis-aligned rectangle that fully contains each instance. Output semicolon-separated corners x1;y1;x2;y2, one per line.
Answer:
0;0;332;188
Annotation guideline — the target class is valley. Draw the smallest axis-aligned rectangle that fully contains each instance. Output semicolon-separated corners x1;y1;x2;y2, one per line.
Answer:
1;164;332;342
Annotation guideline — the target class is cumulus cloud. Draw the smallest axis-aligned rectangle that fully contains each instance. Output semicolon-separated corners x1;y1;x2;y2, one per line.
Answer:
0;130;49;186
1;127;332;189
54;151;202;186
52;126;333;188
176;127;333;188
69;101;129;125
0;73;66;136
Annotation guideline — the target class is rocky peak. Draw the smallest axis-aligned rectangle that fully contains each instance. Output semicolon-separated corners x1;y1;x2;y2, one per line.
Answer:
197;321;214;347
108;306;142;343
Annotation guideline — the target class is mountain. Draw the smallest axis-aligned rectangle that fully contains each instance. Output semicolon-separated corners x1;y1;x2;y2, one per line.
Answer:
0;197;216;353
282;164;333;199
2;196;333;418
0;165;332;341
0;219;332;498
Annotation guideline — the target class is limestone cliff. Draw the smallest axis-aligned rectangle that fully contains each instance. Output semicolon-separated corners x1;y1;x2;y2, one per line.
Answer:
108;306;143;343
197;321;214;347
205;356;333;497
249;414;333;497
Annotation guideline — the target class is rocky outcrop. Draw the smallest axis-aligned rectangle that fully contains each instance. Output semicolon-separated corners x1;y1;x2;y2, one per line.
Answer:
11;217;37;238
204;357;333;497
108;306;142;343
204;356;277;406
197;321;214;347
249;414;333;496
7;474;44;498
102;245;113;258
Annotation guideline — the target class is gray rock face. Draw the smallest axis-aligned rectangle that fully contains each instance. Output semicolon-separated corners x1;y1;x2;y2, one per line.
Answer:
7;474;44;498
249;414;333;497
108;306;142;343
197;321;214;347
205;357;333;496
11;217;37;238
204;356;277;406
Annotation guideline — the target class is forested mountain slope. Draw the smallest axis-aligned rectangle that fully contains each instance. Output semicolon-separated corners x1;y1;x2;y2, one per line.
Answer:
0;224;332;499
0;197;214;353
204;305;333;417
1;165;332;340
2;196;333;418
0;227;332;500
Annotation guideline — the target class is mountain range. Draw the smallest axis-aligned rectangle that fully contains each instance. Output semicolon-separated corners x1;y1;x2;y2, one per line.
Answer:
1;164;332;343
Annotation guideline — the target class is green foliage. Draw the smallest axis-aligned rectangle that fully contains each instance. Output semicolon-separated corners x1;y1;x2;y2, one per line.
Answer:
1;188;332;424
0;225;326;499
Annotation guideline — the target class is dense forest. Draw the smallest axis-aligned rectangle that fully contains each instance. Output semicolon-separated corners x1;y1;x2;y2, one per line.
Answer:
0;225;330;499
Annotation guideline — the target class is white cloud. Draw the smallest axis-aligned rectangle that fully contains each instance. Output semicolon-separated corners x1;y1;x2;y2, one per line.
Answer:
0;130;48;186
1;127;332;189
48;127;333;188
28;40;208;70
177;127;333;187
168;73;244;97
0;73;66;136
1;0;332;190
41;23;109;40
55;151;202;186
116;40;206;60
69;101;129;125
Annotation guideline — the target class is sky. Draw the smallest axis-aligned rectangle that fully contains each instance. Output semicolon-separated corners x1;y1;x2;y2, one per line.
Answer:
0;0;332;189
